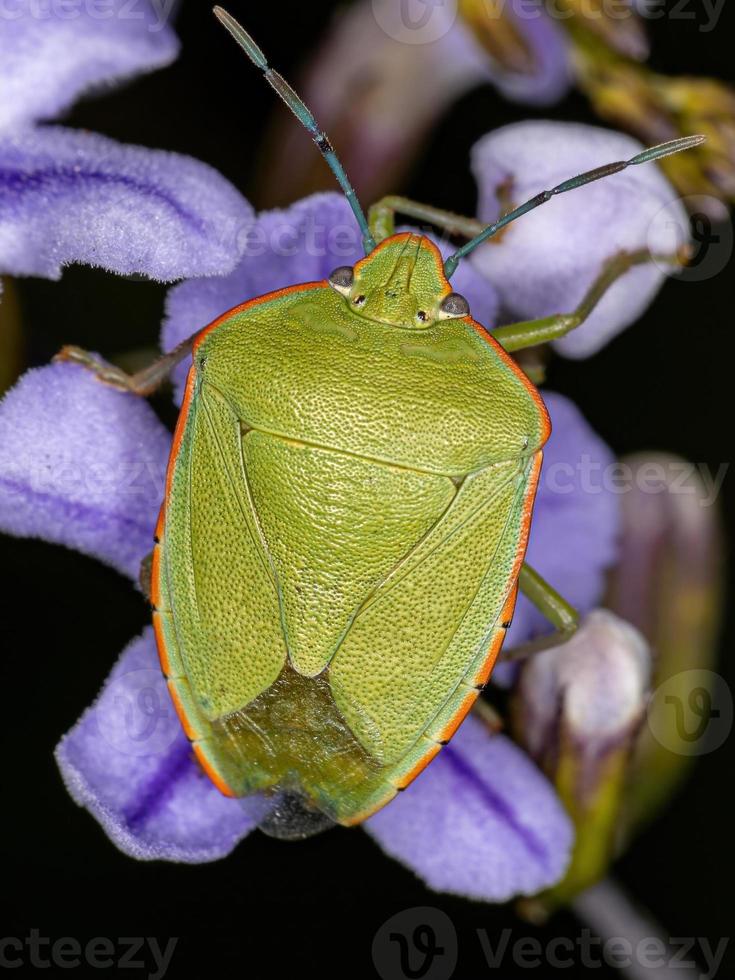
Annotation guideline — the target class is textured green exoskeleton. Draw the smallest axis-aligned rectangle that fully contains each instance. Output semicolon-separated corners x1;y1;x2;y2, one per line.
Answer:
58;7;702;836
152;232;549;825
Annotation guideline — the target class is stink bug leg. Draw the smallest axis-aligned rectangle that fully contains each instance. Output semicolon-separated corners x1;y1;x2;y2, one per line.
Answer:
498;564;581;663
367;196;488;244
493;246;692;352
55;334;197;397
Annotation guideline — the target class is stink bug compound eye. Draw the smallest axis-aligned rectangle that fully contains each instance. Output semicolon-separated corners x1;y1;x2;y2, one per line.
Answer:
440;292;471;318
58;7;706;840
327;266;355;293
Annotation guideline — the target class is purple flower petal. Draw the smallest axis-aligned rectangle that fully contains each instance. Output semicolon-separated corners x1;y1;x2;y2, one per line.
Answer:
164;193;500;402
456;0;572;107
0;126;253;281
0;0;179;133
365;716;573;901
0;361;170;579
470;122;689;358
56;627;263;862
506;391;620;650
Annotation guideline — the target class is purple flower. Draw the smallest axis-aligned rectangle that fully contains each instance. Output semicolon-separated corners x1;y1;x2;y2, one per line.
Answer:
56;628;269;863
0;0;179;134
364;717;573;901
0;4;251;283
0;126;254;282
256;0;571;206
470;121;689;358
55;624;573;891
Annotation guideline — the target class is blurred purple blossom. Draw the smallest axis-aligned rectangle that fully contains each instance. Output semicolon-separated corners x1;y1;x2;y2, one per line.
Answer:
256;0;571;207
470;121;690;358
0;0;179;134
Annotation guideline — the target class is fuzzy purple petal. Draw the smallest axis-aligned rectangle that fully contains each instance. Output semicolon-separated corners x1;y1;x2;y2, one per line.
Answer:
0;0;179;133
56;627;263;862
470;122;688;358
0;126;253;282
163;193;500;402
365;717;573;901
506;391;620;652
0;361;170;578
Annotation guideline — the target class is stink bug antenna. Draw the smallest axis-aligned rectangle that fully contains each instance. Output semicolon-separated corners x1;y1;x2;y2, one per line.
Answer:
214;6;376;254
443;134;707;278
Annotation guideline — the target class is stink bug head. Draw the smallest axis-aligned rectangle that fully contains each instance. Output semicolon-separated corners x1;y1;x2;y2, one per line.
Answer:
328;233;467;330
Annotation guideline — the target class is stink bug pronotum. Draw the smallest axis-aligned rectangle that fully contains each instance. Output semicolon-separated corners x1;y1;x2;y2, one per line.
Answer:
58;8;702;837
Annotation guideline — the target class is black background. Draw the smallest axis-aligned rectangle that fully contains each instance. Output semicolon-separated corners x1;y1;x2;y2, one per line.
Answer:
1;1;733;977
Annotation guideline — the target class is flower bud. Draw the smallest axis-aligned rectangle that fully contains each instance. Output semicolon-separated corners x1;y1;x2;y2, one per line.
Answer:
512;610;651;913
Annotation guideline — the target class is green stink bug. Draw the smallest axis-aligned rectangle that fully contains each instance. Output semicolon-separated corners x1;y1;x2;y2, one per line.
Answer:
58;7;702;836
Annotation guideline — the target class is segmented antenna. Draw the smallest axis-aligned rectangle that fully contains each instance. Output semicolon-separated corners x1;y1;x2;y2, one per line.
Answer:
443;134;707;278
214;7;376;254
